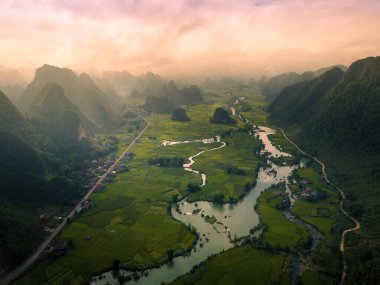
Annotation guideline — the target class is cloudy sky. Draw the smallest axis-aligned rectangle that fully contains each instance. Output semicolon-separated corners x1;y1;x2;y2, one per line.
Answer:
1;0;380;78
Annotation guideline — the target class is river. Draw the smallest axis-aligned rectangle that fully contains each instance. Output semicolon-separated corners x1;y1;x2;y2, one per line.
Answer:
91;126;313;285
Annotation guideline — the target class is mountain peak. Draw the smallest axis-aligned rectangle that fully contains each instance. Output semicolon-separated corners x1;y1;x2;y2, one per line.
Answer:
343;56;380;83
34;65;77;83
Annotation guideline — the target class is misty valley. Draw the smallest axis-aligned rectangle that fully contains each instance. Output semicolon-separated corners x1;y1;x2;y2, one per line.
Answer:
0;55;379;285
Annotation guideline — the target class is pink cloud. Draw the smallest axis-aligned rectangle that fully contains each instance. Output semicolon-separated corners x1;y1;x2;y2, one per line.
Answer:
0;0;379;77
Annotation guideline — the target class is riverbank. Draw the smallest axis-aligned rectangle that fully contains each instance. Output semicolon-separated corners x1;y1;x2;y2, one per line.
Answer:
280;129;360;284
173;114;349;285
13;102;264;284
88;113;308;284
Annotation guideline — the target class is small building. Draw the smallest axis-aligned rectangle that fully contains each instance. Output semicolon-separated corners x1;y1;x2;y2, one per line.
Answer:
81;200;93;210
95;183;105;191
301;178;312;185
301;189;312;198
46;241;67;257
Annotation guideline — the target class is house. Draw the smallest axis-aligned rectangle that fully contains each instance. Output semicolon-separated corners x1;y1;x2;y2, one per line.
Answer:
301;189;312;198
46;241;67;256
301;178;312;185
81;200;93;210
95;183;105;191
116;165;128;173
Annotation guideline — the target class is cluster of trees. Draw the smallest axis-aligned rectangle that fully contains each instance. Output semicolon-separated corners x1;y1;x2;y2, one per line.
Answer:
212;194;225;204
226;165;246;176
244;181;255;192
187;183;201;193
210;108;236;124
148;156;185;167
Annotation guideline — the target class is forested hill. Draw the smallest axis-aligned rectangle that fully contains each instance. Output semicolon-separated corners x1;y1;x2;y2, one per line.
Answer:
0;90;25;130
268;67;344;125
268;56;380;283
143;82;204;113
269;56;380;153
260;64;347;102
0;89;97;271
29;83;96;132
17;64;121;129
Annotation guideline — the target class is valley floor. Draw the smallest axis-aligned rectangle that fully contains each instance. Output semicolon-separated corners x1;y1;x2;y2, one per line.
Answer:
12;89;348;285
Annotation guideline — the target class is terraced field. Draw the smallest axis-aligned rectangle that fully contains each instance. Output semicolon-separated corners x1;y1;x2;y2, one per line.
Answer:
15;101;262;284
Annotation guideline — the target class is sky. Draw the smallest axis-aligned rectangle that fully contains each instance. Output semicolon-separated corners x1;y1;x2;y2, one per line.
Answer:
1;0;380;78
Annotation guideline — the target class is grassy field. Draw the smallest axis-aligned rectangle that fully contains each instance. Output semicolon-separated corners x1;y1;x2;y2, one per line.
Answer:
289;167;341;234
172;245;291;285
267;133;297;155
257;184;310;251
188;131;261;203
204;86;268;124
15;101;264;284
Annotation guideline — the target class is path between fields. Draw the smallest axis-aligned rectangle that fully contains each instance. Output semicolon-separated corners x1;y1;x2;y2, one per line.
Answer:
0;113;150;285
280;129;360;285
183;141;227;187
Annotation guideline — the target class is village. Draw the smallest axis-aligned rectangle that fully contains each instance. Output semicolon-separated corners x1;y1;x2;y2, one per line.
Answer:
289;173;327;201
40;150;136;257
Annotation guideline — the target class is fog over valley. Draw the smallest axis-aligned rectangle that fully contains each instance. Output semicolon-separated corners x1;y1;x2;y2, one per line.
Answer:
1;1;380;285
1;0;380;78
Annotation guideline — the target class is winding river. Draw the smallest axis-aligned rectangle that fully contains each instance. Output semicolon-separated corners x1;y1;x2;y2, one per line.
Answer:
91;126;318;285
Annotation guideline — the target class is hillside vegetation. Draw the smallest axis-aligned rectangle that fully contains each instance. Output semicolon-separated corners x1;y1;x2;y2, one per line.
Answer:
260;65;346;102
18;65;121;129
269;56;380;284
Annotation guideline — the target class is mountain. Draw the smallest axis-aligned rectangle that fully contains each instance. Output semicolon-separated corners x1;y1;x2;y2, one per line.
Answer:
269;57;380;152
101;71;204;106
261;65;347;102
180;85;204;104
164;81;204;105
171;107;190;121
0;66;28;102
314;64;347;77
143;96;174;114
142;80;204;113
101;70;164;97
261;72;311;102
0;88;100;271
210;107;236;124
18;65;121;129
93;71;135;97
306;57;380;151
0;84;24;102
0;65;28;87
0;90;25;130
268;67;344;124
0;128;47;269
29;83;95;133
268;56;380;283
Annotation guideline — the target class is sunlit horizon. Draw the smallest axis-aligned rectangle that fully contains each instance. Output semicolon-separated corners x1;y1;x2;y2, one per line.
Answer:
1;0;380;79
